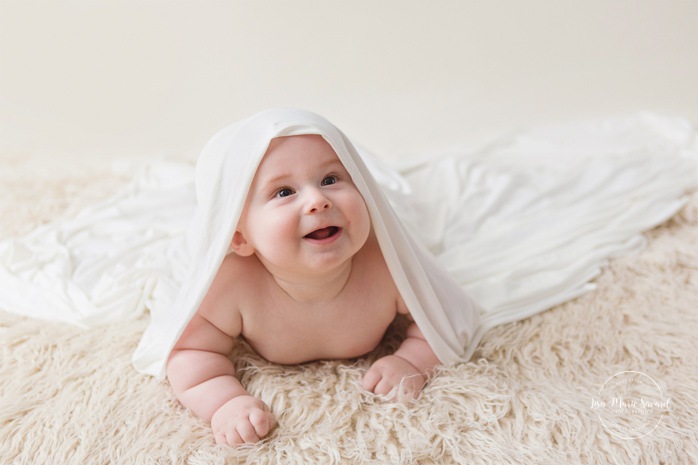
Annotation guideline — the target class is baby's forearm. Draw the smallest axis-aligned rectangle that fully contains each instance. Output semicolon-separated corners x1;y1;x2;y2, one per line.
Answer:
167;349;248;422
393;322;441;374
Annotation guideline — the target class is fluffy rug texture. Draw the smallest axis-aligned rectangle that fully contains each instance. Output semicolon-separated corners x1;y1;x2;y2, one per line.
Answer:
0;153;696;465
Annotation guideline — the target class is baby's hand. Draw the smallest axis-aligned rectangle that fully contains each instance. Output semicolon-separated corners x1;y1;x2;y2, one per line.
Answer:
362;355;426;401
210;395;276;446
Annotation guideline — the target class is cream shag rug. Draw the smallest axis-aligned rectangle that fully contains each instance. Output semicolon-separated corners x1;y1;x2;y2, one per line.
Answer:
0;154;696;465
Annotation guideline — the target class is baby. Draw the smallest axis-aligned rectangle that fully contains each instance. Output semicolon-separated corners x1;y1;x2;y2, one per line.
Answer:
166;134;442;446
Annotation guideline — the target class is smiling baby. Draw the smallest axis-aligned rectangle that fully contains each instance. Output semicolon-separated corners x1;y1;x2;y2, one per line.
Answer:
166;134;441;446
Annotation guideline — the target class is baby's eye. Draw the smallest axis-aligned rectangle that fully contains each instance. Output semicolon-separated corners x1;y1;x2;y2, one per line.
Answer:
275;188;295;198
321;175;338;186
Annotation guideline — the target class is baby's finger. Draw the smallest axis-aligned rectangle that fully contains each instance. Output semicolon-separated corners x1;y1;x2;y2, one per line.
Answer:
214;430;228;446
362;369;381;392
249;409;272;437
373;377;396;397
225;429;244;447
236;421;261;444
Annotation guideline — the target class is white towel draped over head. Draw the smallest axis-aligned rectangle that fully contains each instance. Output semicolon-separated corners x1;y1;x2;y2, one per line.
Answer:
132;108;481;378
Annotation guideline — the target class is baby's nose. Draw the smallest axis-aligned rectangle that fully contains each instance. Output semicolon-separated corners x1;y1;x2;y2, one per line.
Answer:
305;189;332;213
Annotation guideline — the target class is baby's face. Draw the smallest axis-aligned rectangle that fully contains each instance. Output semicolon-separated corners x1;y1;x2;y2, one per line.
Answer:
234;134;371;276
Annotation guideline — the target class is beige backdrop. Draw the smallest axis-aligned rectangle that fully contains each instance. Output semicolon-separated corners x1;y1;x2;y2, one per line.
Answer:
1;0;696;163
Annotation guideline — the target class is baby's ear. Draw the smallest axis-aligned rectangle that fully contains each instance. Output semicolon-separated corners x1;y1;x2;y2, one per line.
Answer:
230;231;254;257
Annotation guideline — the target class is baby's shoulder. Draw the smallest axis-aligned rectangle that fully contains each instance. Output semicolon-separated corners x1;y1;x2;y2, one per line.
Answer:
214;252;267;297
196;253;265;327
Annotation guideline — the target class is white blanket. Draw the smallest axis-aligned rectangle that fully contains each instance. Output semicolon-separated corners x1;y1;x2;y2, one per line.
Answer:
0;110;695;379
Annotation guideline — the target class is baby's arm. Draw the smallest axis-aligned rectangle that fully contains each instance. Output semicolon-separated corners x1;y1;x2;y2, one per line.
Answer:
394;322;441;374
362;301;441;400
166;262;274;446
167;313;274;446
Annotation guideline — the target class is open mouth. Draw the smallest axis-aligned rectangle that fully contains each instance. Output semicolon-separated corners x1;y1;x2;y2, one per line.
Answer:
304;226;340;240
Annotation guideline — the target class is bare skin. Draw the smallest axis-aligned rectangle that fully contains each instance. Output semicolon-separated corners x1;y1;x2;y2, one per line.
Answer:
166;135;440;446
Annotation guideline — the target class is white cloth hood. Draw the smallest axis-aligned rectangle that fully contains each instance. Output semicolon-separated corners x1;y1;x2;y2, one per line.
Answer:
132;108;481;378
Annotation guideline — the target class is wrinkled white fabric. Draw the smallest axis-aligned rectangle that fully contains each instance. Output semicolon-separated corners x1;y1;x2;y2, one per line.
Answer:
0;110;695;379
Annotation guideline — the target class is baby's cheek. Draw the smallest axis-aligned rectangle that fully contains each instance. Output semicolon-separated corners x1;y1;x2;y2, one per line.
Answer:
354;204;372;240
250;213;295;251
